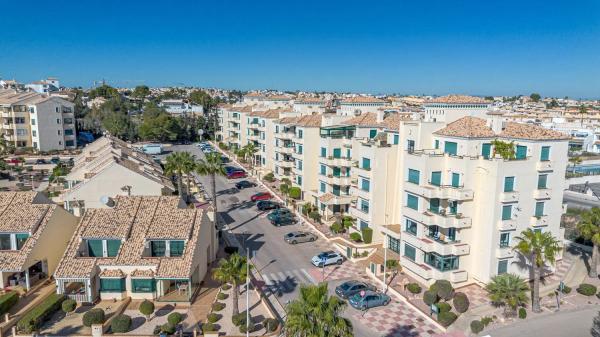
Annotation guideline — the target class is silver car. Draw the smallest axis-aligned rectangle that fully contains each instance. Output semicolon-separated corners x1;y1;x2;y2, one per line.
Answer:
284;231;318;244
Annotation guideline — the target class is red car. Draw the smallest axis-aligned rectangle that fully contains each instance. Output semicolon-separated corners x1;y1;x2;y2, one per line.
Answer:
227;171;247;179
251;192;272;202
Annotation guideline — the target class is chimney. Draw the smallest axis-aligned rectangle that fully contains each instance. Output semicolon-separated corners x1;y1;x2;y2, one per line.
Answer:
376;110;385;123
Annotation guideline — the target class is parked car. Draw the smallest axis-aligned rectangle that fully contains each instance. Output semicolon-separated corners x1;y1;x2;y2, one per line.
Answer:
227;171;247;179
142;144;163;155
256;200;281;211
311;251;344;267
284;231;317;244
7;158;20;164
225;166;242;174
270;213;298;226
35;159;47;165
50;157;61;164
221;156;230;163
335;280;376;299
348;290;390;310
235;180;256;189
267;208;292;220
251;192;272;202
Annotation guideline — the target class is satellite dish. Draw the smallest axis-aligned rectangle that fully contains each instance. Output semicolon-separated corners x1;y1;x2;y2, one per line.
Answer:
100;196;115;207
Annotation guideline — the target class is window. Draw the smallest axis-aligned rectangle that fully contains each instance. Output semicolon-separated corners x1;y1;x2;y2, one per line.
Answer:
497;260;508;274
15;233;29;250
404;244;416;261
87;240;104;257
151;241;166;257
360;199;369;213
320;147;326;157
169;240;185;257
451;173;460;187
424;252;459;271
298;130;303;139
430;171;441;186
131;279;155;292
30;119;36;125
360;220;369;229
32;130;37;137
362;158;371;170
320;182;326;193
504;177;515;192
332;167;341;177
320;165;326;175
369;129;377;138
406;194;418;210
297;145;303;154
515;145;527;159
297;175;302;185
482;143;491;159
106;240;121;257
538;174;548;189
434;140;439;149
535;202;545;217
66;140;74;147
57;130;62;136
502;205;513;220
405;219;417;235
408;169;420;184
100;278;125;292
56;118;61;124
388;237;400;254
333;148;341;158
540;146;550;161
429;198;440;213
297;160;303;170
444;141;458;155
393;134;399;145
499;232;510;247
0;234;11;250
361;178;370;191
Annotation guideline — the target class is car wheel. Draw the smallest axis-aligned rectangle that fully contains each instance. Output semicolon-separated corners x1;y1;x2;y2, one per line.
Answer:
291;240;297;244
336;259;342;265
384;299;390;305
361;305;367;310
310;237;315;242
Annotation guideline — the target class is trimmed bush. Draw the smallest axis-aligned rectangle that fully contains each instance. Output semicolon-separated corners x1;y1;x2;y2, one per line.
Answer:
263;172;275;182
288;187;302;199
161;322;176;335
560;285;572;294
407;283;422;294
423;290;438;306
239;324;253;334
361;228;373;244
0;291;19;315
167;312;183;325
17;293;65;333
153;325;162;335
232;312;247;327
61;299;76;314
203;322;217;332
207;313;221;323
330;222;344;234
470;320;484;334
139;300;155;318
577;283;597;296
437;302;451;313
212;302;225;311
349;232;362;242
518;307;527;319
308;211;321;223
431;280;454;300
481;316;493;327
82;308;105;327
111;314;132;333
217;292;228;300
453;292;470;313
221;283;231;290
263;318;279;332
438;311;458;327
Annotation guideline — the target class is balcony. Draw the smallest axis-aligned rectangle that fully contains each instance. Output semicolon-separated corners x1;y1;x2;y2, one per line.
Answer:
402;257;468;283
425;209;472;229
500;190;519;202
496;245;514;259
276;132;294;140
497;219;518;231
530;215;549;227
278;160;294;168
533;188;552;199
278;146;294;154
421;237;470;256
319;156;354;167
319;193;355;206
319;174;352;186
537;161;553;171
349;205;371;221
405;183;474;200
248;134;260;141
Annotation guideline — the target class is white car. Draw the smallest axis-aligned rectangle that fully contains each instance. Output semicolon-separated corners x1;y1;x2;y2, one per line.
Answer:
311;251;344;267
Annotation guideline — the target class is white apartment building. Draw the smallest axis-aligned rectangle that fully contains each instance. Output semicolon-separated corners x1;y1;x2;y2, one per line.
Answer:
0;89;76;151
25;78;60;94
293;98;327;114
160;99;204;116
246;109;291;173
423;95;492;122
337;96;387;116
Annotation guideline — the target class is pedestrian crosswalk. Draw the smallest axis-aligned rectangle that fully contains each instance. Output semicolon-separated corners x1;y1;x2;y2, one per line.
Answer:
260;268;316;294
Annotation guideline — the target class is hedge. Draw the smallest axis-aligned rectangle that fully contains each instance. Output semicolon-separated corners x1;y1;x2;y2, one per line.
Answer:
349;232;362;242
17;293;65;333
139;300;155;317
61;299;77;314
453;292;470;313
212;302;225;311
82;308;105;327
203;322;217;332
438;311;458;327
361;228;373;244
167;312;183;325
423;290;438;306
470;320;484;334
0;291;19;315
161;322;176;334
207;313;221;323
577;283;597;296
239;324;253;334
437;302;451;313
217;292;228;300
330;223;344;234
518;307;527;319
111;314;132;333
407;283;422;294
232;312;247;327
263;318;279;332
263;173;275;182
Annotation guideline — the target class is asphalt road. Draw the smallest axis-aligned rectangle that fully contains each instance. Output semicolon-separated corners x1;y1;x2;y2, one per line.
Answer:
167;144;374;337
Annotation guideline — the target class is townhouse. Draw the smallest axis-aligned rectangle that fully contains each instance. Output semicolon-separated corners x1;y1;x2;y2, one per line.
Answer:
0;89;76;151
0;192;78;291
54;195;217;303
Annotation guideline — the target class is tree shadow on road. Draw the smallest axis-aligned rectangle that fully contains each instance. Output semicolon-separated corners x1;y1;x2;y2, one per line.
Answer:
384;324;421;337
264;276;298;298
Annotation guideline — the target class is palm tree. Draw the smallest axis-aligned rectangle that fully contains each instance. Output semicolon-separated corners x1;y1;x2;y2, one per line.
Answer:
580;104;588;126
242;143;258;171
212;253;250;317
486;273;529;316
164;152;196;200
513;229;562;313
195;152;226;226
285;283;353;337
578;208;600;277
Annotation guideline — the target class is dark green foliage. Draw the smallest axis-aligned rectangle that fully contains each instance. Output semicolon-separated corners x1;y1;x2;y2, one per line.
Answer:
407;283;422;294
82;308;106;327
263;172;275;182
217;292;228;300
17;293;65;333
330;222;344;234
161;323;176;334
438;311;458;327
239;323;254;333
577;283;597;296
263;318;279;332
232;312;247;326
453;292;470;313
207;313;220;323
0;291;19;315
437;302;451;313
518;307;527;319
471;320;484;334
361;228;373;244
431;280;454;300
561;285;572;294
203;322;217;332
111;314;132;333
308;211;321;223
221;283;231;290
481;316;493;326
212;302;225;311
423;290;438;306
288;187;301;199
167;312;183;325
139;300;155;316
61;299;76;314
349;232;362;242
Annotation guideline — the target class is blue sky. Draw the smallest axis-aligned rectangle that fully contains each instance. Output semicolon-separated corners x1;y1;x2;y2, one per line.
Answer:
1;0;599;98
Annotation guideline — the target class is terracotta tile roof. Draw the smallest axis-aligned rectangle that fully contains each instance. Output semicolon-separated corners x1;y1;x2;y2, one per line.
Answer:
296;114;323;127
275;116;299;124
318;193;335;203
295;98;325;104
342;112;410;129
131;269;154;278
434;116;496;138
265;95;292;101
428;95;491;104
243;92;263;98
499;122;570;140
340;96;386;104
99;269;125;278
247;108;291;119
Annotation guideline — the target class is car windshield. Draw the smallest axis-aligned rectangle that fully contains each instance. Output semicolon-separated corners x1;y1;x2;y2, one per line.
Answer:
350;294;363;302
340;282;353;291
285;233;295;237
317;253;328;258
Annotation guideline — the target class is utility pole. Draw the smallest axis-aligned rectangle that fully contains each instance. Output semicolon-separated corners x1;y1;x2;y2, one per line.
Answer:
246;246;250;337
382;234;387;292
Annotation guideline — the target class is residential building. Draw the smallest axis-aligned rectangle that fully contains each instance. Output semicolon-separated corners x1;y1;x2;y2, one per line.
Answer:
423;95;492;123
25;78;60;94
0;89;76;151
246;108;290;173
0;192;78;291
160;99;204;116
293;98;327;114
54;195;217;303
337;96;388;116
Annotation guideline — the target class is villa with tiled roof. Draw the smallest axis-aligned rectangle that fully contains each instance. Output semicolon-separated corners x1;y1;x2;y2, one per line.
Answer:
54;195;216;303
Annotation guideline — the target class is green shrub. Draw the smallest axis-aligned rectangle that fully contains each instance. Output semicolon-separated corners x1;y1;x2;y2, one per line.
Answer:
437;311;458;327
232;312;247;327
577;283;597;296
212;302;225;311
167;312;183;325
437;302;451;313
330;222;344;234
288;187;301;199
423;290;438;306
203;322;217;332
82;308;105;327
139;300;155;318
481;316;493;326
560;285;572;294
361;228;373;244
217;292;228;300
263;318;279;332
279;184;289;194
61;299;76;314
239;323;253;333
407;283;422;294
161;322;176;334
470;320;484;334
263;172;275;182
221;283;231;290
308;211;321;223
207;313;220;323
518;307;527;319
111;314;132;333
349;232;362;242
0;291;19;315
431;280;454;300
452;292;470;313
17;293;65;333
153;325;162;335
342;219;353;229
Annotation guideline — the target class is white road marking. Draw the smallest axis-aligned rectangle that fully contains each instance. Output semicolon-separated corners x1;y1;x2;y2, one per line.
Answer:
300;268;317;284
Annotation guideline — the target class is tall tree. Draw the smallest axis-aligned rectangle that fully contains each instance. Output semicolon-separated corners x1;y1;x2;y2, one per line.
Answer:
164;152;196;199
530;93;541;102
242;143;258;171
131;85;151;110
485;273;529;316
195;152;226;225
513;229;562;312
285;283;353;337
212;253;250;317
580;104;589;126
578;208;600;277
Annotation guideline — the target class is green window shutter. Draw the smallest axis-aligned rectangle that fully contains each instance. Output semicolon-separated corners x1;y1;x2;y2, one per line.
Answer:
516;145;527;159
320;165;326;175
444;141;458;155
429;198;440;213
393;134;399;145
407;194;419;210
320;182;326;192
320;147;326;157
537;174;548;189
535;202;545;217
502;205;512;220
88;240;103;257
451;173;460;187
361;178;370;191
151;241;166;257
404;244;416;261
541;146;550;161
15;233;29;250
170;240;185;257
434;140;440;149
405;220;417;235
369;129;377;138
504;177;515;192
430;172;442;186
332;185;340;196
500;233;510;247
482;143;491;159
332;167;341;177
362;158;371;170
106;240;121;257
497;260;508;274
100;278;125;292
408;169;420;184
132;279;155;293
333;148;341;158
